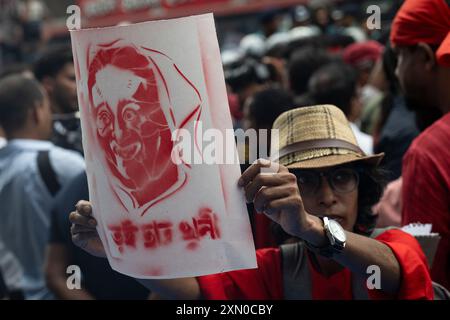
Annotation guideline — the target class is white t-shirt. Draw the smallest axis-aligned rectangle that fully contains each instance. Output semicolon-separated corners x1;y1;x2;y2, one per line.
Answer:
350;122;374;155
0;137;6;149
0;239;23;291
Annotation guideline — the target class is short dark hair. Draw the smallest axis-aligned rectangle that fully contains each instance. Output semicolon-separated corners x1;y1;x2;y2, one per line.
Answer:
247;87;294;128
0;74;45;134
34;45;73;81
353;163;386;235
308;62;357;116
288;47;333;95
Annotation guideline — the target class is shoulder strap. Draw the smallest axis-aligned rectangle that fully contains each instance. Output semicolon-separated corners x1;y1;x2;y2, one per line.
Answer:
281;242;312;299
351;273;370;300
282;242;371;300
369;227;398;239
37;150;61;197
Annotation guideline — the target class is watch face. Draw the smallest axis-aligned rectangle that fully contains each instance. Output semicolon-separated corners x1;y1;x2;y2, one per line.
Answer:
329;220;346;243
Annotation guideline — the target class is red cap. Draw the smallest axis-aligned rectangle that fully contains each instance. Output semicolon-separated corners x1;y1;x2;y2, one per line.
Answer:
391;0;450;67
342;41;384;68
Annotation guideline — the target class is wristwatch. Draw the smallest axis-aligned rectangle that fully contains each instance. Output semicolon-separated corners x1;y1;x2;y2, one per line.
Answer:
305;216;347;258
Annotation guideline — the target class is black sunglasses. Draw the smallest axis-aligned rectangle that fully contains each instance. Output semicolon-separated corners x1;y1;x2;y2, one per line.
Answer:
290;167;360;195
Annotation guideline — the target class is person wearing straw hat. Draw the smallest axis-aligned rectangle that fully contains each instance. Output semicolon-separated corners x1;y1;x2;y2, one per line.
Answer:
69;105;433;299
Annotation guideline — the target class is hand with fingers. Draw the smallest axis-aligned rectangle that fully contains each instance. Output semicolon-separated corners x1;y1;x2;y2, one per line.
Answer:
69;200;106;258
238;159;324;246
69;200;203;299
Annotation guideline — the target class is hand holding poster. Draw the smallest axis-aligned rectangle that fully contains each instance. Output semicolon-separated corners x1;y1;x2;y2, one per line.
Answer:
70;14;256;278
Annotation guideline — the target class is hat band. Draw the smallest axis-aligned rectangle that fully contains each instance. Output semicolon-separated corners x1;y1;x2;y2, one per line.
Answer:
274;138;364;161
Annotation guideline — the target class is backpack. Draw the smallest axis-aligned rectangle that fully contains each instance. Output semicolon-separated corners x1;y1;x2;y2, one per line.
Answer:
37;150;61;196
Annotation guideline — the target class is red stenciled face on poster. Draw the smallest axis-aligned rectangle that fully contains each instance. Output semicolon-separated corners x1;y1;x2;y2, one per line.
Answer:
87;42;201;216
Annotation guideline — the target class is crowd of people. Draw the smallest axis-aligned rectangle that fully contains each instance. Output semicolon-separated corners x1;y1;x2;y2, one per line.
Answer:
0;0;49;66
0;0;449;300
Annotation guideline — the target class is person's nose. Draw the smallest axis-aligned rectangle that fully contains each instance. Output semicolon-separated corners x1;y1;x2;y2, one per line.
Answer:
112;117;124;142
317;176;337;208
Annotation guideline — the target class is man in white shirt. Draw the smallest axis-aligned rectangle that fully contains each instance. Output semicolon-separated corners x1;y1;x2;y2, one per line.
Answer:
0;127;6;149
0;74;85;299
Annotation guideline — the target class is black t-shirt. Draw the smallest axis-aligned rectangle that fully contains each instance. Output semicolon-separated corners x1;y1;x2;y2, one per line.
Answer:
49;172;149;300
51;118;84;155
374;96;419;181
0;268;7;299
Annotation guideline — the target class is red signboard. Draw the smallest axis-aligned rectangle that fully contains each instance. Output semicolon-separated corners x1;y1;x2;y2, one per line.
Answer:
77;0;232;20
75;0;307;28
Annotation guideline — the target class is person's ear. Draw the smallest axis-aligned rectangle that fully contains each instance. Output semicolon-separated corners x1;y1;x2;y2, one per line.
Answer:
30;101;41;126
416;42;437;71
33;99;49;125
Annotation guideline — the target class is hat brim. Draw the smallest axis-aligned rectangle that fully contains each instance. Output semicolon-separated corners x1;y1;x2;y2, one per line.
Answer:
285;153;384;169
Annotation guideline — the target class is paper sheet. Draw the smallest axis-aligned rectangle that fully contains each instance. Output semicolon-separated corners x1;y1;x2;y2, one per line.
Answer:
402;223;441;268
70;14;256;278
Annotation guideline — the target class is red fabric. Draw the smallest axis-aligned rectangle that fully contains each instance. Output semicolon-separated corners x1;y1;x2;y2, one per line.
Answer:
308;257;353;300
198;247;283;300
390;0;450;67
254;211;278;249
342;41;384;68
369;230;434;299
198;230;433;299
227;92;243;121
401;112;450;290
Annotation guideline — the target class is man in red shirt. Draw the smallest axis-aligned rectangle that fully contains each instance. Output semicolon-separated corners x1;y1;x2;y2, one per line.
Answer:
391;0;450;290
70;105;433;299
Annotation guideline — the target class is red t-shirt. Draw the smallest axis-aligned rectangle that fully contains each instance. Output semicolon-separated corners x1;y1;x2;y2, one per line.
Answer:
198;229;433;300
253;211;278;249
402;112;450;290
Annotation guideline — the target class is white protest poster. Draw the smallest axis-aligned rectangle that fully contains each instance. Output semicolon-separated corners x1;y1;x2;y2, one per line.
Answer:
70;14;257;278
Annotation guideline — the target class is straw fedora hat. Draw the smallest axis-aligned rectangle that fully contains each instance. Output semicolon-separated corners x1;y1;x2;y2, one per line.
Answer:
271;105;384;169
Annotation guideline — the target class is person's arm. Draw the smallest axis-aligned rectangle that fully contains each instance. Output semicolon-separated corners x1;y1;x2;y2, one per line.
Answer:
44;244;95;300
69;201;202;299
325;229;400;294
239;160;401;295
372;178;403;228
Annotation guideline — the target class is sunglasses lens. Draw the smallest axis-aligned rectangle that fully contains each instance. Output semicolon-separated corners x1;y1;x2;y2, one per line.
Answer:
330;168;359;193
294;171;320;195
